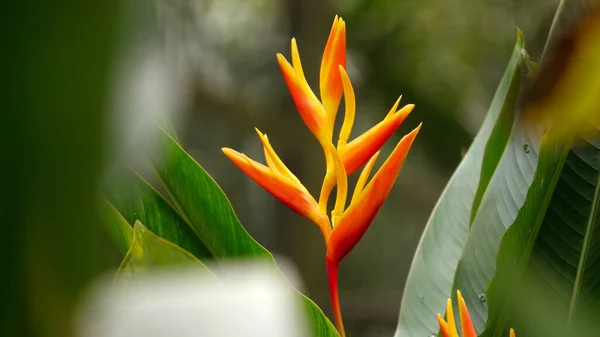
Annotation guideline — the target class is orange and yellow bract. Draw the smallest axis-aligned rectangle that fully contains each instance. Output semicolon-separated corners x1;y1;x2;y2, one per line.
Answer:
437;291;516;337
223;16;421;336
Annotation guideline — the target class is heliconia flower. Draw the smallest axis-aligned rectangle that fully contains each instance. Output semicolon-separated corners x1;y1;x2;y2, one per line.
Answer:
437;290;516;337
224;16;420;337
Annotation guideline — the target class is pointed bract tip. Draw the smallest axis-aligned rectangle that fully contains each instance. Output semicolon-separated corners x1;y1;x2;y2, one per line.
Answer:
276;53;287;64
222;148;246;162
510;328;516;337
393;104;415;119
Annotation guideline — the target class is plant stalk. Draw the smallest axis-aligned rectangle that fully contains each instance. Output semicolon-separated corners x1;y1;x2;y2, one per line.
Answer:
326;257;346;337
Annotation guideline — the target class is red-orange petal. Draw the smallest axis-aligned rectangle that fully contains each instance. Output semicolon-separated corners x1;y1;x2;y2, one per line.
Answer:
340;104;414;175
320;16;346;120
277;53;327;139
437;314;452;337
457;290;477;337
326;124;421;263
222;148;327;236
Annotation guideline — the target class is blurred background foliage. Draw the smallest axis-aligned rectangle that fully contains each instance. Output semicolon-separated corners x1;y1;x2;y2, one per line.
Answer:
159;0;558;335
1;0;565;337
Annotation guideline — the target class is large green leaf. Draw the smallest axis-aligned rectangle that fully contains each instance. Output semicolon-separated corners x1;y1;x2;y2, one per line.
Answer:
116;221;211;279
452;1;600;332
394;33;525;337
104;169;213;260
450;115;544;332
99;198;133;254
481;126;599;337
149;127;269;258
148;127;339;337
477;1;600;335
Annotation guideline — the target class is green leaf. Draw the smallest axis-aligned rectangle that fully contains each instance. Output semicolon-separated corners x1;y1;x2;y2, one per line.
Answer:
149;127;269;258
481;126;599;337
465;2;600;334
450;116;545;332
394;32;525;337
99;198;133;254
116;221;211;279
478;2;600;334
470;34;526;225
104;169;213;260
148;127;339;337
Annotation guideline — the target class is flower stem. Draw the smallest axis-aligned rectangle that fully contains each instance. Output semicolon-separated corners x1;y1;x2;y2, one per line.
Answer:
326;257;345;337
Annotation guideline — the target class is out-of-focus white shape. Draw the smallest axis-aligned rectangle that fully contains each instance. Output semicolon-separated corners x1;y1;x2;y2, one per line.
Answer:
76;261;307;337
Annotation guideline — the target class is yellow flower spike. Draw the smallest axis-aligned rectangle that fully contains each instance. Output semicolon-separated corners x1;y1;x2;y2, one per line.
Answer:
290;38;316;101
262;135;278;172
457;290;477;337
510;328;516;337
337;65;356;148
351;151;380;204
386;95;402;119
445;298;459;337
255;128;301;184
320;16;347;127
325;142;348;225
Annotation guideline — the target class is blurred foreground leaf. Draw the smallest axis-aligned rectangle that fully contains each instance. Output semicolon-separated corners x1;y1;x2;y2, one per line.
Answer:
479;5;600;336
99;198;133;254
116;221;210;279
483;125;600;337
394;33;525;337
104;170;213;260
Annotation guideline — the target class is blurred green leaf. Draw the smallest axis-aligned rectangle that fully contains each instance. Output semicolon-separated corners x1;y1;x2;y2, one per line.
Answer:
453;2;600;333
104;169;213;260
395;33;525;337
482;125;599;337
116;221;210;279
474;128;573;336
99;198;133;254
478;3;600;335
148;127;339;337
